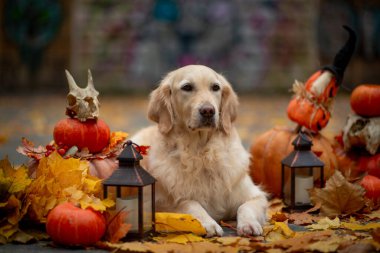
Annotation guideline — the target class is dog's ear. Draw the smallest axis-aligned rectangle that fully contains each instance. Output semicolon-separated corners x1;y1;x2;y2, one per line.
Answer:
148;73;174;134
219;74;239;135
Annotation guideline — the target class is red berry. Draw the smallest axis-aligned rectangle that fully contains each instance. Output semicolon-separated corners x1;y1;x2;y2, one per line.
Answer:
45;151;52;157
58;148;66;156
63;146;69;151
46;145;54;151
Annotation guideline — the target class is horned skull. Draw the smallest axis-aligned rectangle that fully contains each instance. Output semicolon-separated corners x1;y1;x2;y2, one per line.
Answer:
65;70;100;122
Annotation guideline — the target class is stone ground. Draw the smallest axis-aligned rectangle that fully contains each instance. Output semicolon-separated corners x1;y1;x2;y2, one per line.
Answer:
0;94;351;252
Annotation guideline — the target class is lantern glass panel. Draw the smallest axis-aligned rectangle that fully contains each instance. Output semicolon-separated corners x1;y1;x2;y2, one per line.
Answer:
114;187;139;233
143;185;152;232
284;167;314;207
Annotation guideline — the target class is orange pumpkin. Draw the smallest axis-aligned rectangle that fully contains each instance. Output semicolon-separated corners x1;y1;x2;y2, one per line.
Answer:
287;98;330;132
350;84;380;117
360;175;380;202
53;118;110;154
46;202;106;246
249;126;337;197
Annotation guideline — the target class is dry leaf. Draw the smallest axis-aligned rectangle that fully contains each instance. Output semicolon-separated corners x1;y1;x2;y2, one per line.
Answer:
155;212;206;235
105;210;132;243
271;212;288;222
265;222;295;242
272;230;334;252
267;198;285;218
309;171;365;217
342;222;380;231
153;233;205;244
0;157;32;243
306;217;341;230
25;152;114;222
308;234;357;253
288;212;320;225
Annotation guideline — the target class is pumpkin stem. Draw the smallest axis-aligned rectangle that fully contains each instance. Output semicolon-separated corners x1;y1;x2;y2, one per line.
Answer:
294;124;303;133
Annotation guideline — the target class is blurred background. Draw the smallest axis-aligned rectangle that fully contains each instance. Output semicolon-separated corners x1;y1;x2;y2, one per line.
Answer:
1;0;380;163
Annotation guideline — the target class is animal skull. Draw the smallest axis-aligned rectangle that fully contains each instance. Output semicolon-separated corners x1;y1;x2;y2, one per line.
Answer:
65;70;100;121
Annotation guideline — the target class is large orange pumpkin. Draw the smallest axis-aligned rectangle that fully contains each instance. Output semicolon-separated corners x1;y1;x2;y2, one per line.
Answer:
350;84;380;117
46;202;106;246
249;126;337;197
53;118;110;153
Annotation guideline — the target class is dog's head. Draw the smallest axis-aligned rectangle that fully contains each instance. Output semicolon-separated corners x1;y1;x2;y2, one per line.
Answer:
148;65;238;135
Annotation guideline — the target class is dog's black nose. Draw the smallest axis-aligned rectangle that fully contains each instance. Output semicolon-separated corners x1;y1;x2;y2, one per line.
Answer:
199;104;215;118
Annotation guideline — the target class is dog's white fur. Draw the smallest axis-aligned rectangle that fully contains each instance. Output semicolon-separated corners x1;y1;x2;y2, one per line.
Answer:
132;65;267;237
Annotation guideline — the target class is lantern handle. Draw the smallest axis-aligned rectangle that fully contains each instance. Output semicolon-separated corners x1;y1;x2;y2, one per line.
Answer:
123;140;142;153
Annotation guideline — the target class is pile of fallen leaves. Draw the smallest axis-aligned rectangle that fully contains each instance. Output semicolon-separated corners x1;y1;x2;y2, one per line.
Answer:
26;152;114;222
95;171;380;253
0;153;115;244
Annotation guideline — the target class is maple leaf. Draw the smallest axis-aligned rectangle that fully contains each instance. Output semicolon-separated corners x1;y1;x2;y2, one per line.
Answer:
155;212;207;235
264;222;295;242
342;221;380;231
0;157;33;243
309;170;365;217
306;217;341;230
271;230;334;252
25;152;114;222
267;198;285;218
105;210;132;243
153;233;205;244
288;212;320;225
135;145;150;156
16;138;46;161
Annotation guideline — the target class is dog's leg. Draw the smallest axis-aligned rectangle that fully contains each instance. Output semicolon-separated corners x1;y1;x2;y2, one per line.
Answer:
175;200;224;237
237;196;267;236
236;177;268;236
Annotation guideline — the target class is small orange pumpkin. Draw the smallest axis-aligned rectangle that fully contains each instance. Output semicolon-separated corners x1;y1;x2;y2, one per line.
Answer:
350;84;380;117
249;126;337;197
46;202;106;246
287;97;330;132
53;118;110;154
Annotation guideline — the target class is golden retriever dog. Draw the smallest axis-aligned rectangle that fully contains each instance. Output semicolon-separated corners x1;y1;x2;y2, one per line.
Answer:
131;65;267;237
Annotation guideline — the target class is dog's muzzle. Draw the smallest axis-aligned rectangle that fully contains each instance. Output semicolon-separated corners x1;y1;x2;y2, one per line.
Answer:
198;103;216;127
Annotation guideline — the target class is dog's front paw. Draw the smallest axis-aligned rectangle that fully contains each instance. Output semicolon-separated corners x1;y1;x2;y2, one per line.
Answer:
202;220;224;237
237;199;267;236
237;219;263;236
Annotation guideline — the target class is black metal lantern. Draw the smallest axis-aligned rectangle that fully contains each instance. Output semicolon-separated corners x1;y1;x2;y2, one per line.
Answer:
281;132;324;210
103;140;156;239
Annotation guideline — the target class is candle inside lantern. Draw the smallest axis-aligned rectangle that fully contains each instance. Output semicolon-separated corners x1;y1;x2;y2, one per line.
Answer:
295;175;313;205
116;197;139;232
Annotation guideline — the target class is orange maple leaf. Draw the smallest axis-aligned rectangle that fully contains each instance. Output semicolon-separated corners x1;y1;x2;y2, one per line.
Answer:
105;209;132;243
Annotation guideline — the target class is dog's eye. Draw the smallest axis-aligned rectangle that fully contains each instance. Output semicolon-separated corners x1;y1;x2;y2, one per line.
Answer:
181;83;193;92
211;83;220;92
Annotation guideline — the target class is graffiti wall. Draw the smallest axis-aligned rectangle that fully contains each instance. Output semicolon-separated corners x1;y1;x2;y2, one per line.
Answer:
1;0;380;94
70;0;318;93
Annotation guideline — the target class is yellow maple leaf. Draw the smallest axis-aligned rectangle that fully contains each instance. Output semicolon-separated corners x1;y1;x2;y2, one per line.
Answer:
153;233;205;244
265;222;295;242
0;157;32;243
0;157;31;194
155;212;207;235
26;152;114;222
342;222;380;231
306;217;341;230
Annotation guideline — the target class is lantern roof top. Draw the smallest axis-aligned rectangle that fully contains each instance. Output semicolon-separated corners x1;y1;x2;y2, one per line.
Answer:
282;132;325;168
103;140;156;187
291;132;312;150
118;140;143;163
